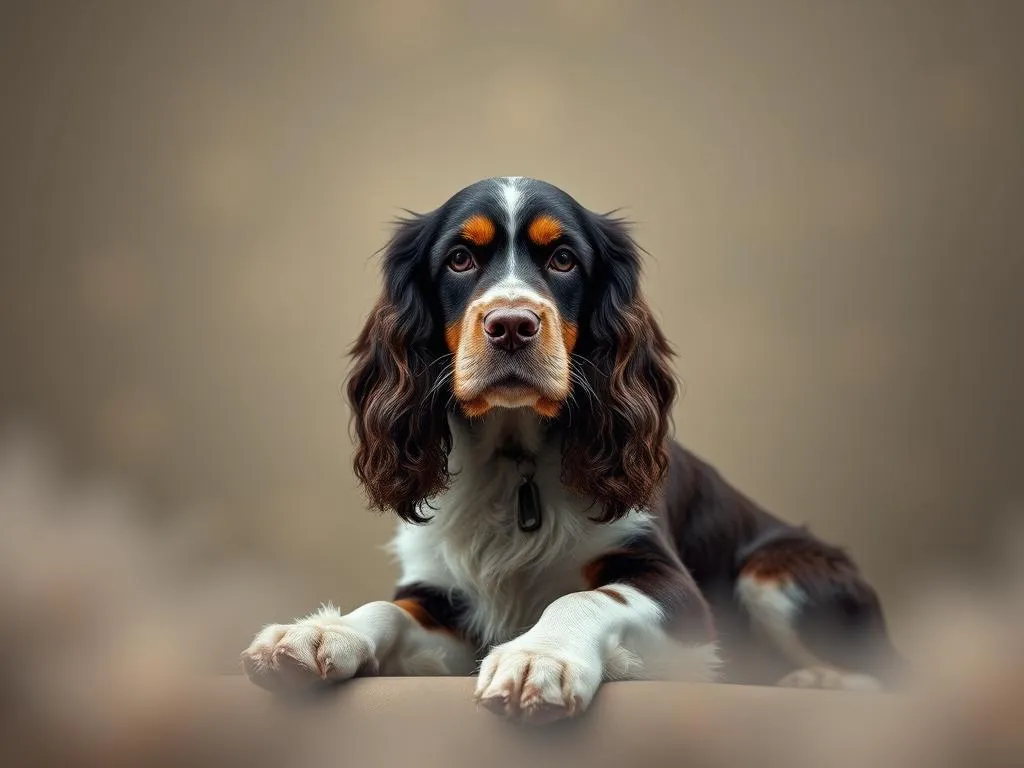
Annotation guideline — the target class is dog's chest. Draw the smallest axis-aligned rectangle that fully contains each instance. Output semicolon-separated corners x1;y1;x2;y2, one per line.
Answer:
390;454;647;647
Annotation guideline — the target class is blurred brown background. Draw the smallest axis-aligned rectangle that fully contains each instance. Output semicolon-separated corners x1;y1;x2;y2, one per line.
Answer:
1;0;1022;664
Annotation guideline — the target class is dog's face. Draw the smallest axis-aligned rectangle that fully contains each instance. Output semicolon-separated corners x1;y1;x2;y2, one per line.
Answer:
432;178;592;418
348;177;677;523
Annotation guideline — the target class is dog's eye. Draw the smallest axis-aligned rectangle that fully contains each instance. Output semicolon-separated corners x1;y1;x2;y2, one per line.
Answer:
447;247;477;273
547;247;576;273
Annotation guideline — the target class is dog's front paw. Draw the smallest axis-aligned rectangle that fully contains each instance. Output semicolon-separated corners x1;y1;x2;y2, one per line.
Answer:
474;637;602;725
241;604;377;691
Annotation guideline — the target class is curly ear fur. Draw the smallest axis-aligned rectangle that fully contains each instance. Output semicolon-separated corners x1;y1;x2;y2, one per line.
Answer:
561;213;678;522
346;213;451;523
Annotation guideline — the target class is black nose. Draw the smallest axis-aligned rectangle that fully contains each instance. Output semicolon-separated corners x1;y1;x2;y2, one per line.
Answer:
483;308;541;352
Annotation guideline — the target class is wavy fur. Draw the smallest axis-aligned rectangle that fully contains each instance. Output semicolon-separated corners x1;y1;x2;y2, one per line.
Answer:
561;213;677;521
346;214;452;522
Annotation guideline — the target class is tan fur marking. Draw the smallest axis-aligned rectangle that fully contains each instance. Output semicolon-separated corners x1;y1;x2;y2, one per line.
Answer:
461;397;492;418
742;572;788;588
738;537;858;584
394;599;457;635
527;214;562;246
460;214;496;246
394;598;434;626
561;321;577;355
444;323;461;354
596;586;628;604
534;397;561;418
581;560;603;589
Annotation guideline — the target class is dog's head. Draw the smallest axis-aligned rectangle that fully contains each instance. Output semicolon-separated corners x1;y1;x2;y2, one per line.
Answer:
347;177;676;522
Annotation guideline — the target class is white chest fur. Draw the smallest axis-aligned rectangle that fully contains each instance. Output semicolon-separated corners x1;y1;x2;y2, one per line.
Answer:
387;410;651;649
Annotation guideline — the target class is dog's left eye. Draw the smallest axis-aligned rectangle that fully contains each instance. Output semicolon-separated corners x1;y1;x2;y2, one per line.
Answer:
547;247;576;273
447;247;477;273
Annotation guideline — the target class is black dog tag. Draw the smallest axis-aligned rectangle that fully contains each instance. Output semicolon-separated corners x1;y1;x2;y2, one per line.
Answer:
517;477;542;532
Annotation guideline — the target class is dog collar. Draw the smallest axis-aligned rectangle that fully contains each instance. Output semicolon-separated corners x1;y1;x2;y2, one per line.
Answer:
495;445;543;533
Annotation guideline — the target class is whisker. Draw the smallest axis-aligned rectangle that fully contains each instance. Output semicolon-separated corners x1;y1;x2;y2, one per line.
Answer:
445;390;459;411
567;390;580;412
427;366;454;393
568;362;598;404
571;353;605;378
426;353;454;369
424;365;455;407
427;382;450;409
567;372;585;398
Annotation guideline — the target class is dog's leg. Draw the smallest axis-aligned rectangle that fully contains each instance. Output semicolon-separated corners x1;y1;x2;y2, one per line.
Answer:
734;529;903;691
241;583;475;691
474;534;720;724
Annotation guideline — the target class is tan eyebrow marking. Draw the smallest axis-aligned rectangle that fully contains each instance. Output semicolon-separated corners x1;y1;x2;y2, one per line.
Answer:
460;214;496;246
527;214;563;246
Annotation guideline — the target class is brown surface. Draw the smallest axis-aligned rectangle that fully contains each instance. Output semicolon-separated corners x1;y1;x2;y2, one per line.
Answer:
207;675;910;768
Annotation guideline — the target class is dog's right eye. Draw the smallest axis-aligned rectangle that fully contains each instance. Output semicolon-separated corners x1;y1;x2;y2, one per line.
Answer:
447;247;477;273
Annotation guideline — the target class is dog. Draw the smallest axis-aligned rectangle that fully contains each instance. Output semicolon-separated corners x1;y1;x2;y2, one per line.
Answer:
241;177;903;723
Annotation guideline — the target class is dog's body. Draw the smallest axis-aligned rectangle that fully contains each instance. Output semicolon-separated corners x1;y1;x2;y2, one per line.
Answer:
242;177;900;722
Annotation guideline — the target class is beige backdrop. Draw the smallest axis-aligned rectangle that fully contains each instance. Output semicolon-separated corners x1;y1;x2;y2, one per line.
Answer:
1;0;1022;667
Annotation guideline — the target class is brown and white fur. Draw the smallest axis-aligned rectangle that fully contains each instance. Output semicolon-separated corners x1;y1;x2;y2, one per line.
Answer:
241;177;903;723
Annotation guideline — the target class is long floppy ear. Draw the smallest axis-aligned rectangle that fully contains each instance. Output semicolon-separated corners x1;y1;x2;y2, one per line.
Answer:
561;212;678;522
346;213;451;523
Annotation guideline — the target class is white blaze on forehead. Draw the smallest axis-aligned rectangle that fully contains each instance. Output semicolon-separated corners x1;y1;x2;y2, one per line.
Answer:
497;177;526;276
498;176;526;232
